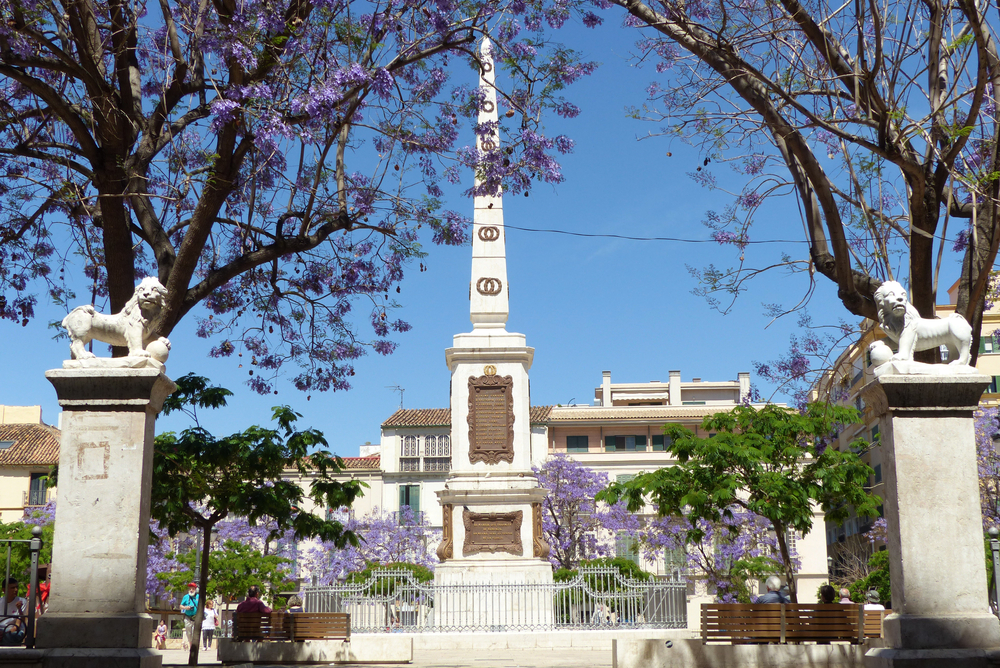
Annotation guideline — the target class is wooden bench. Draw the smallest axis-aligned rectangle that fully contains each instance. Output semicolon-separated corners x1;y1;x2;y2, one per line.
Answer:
234;612;350;642
863;609;886;638
701;603;864;644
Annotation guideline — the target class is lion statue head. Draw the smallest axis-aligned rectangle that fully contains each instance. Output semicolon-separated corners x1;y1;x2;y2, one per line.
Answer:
121;276;168;340
873;280;914;338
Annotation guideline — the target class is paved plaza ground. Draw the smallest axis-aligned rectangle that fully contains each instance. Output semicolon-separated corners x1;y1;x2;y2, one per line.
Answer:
158;645;613;667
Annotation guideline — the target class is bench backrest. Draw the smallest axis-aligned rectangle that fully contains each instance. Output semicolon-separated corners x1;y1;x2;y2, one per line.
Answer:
863;609;885;638
235;612;291;641
234;612;351;641
702;603;863;644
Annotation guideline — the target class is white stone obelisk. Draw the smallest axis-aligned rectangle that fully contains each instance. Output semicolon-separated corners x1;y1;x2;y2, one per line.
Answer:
434;38;553;628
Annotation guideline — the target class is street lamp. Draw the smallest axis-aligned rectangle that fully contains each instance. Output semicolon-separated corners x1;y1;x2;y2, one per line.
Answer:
989;528;1000;616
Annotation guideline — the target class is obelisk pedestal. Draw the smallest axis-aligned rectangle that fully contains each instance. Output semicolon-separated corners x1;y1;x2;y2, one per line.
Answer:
39;368;175;668
862;374;1000;668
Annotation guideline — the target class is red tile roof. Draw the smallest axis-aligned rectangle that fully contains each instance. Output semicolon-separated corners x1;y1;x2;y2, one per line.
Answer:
382;406;553;427
339;455;380;470
0;423;60;466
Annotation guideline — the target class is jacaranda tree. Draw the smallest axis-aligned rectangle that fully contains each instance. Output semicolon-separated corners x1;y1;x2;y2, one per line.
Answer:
535;455;640;570
0;0;592;391
577;0;1000;354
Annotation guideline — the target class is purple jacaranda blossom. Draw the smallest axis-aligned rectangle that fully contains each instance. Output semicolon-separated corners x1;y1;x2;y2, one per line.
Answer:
299;507;439;584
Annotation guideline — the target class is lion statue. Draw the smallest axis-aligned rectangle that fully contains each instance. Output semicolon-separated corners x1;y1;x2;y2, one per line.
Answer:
874;280;972;365
62;277;170;359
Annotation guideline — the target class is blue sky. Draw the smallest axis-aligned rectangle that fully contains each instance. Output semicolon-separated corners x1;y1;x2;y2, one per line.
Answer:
0;18;964;454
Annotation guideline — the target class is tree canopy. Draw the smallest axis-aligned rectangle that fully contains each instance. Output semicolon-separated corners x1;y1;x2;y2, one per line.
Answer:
0;0;591;392
151;373;363;664
584;0;1000;350
598;403;880;602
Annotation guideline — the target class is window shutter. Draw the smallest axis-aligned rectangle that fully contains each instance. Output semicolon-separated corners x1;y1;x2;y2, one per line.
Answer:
410;486;420;515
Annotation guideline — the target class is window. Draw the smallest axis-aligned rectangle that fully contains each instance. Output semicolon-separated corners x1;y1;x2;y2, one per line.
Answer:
651;434;672;452
0;441;13;451
616;474;636;484
874;464;882;484
425;435;451;457
871;425;880;443
990;376;1000;394
566;436;589;452
981;335;998;355
402;435;419;457
604;436;647;452
615;531;639;564
27;473;46;507
663;547;685;573
399;484;420;515
424;457;450;472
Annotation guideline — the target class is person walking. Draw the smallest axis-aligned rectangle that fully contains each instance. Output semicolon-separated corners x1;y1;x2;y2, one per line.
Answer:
201;600;218;650
179;583;199;650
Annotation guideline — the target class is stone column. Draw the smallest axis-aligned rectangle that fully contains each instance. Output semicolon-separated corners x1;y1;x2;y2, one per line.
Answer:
862;375;1000;668
38;368;175;668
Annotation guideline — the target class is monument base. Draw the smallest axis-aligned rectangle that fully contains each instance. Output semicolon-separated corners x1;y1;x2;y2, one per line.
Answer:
884;613;1000;650
865;647;1000;668
41;648;161;668
36;613;156;649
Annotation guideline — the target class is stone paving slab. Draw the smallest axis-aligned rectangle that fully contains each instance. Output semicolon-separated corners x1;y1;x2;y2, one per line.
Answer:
158;645;612;667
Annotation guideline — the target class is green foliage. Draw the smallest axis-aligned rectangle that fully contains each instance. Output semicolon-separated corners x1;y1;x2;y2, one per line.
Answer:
552;557;653;586
849;550;890;605
725;556;785;603
598;403;880;602
0;521;52;596
151;374;365;546
345;561;434;597
158;539;293;604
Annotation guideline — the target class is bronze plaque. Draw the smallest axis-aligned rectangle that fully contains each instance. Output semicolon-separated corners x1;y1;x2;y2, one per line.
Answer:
463;509;523;556
468;375;514;465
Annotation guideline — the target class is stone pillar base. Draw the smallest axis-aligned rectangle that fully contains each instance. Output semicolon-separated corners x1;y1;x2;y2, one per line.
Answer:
883;613;1000;650
36;613;155;649
866;647;1000;668
41;648;161;668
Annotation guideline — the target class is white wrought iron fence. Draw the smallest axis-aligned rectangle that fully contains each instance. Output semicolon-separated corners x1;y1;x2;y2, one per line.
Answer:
299;566;687;633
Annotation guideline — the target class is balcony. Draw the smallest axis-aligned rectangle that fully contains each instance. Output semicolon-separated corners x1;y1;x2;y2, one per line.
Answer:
23;489;50;507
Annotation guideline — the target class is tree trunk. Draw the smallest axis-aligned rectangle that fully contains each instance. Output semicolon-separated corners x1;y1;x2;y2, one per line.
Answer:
95;172;137;358
188;523;212;666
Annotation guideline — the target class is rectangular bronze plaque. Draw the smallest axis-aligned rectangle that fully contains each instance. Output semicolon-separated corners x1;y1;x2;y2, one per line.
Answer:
468;374;514;465
463;509;523;557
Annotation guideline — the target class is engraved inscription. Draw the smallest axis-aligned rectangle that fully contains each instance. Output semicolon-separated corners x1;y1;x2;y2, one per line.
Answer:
476;277;502;295
468;374;514;465
463;509;523;556
478;226;500;242
78;441;110;480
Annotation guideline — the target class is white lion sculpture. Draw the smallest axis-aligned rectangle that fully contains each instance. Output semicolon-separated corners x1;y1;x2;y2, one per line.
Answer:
62;277;170;360
874;280;972;365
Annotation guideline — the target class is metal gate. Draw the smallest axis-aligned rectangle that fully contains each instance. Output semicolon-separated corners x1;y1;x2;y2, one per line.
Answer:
302;566;687;633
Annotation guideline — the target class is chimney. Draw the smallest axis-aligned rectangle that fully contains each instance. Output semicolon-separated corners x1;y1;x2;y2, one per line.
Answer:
669;370;681;406
601;371;612;407
738;372;751;403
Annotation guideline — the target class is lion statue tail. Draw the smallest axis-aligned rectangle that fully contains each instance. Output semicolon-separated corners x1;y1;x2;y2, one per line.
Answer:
61;305;96;328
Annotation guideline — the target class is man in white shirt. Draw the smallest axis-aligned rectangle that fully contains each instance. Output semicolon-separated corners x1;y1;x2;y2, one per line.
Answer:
0;578;27;646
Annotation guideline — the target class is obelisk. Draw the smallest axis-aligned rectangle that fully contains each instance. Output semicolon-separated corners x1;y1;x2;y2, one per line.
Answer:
434;37;553;629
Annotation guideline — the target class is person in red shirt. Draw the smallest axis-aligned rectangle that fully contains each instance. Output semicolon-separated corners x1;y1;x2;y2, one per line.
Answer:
235;586;271;614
